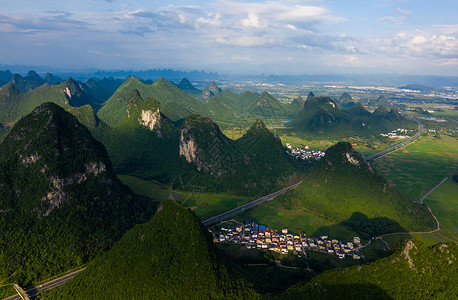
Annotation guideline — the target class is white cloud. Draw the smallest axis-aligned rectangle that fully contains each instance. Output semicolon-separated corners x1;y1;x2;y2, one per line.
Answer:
231;56;251;61
396;7;412;15
214;0;346;25
196;14;222;27
285;24;298;31
239;13;267;29
373;26;458;60
216;35;276;47
377;16;405;24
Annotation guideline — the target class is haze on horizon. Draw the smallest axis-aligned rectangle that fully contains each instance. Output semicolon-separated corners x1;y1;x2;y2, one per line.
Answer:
1;0;457;76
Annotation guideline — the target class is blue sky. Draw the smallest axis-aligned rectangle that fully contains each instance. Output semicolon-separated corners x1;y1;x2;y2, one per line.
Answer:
1;0;457;75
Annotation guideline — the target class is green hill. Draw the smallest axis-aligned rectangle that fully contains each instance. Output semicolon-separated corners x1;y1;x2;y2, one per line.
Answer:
0;78;102;133
43;72;63;85
250;92;285;118
10;70;45;92
371;95;392;108
179;116;298;194
338;92;353;104
0;103;151;286
280;240;457;299
98;77;212;126
93;90;182;181
290;96;415;137
46;200;259;300
177;77;202;97
0;70;13;86
85;77;123;108
201;81;222;101
347;102;371;118
290;96;348;134
283;142;435;237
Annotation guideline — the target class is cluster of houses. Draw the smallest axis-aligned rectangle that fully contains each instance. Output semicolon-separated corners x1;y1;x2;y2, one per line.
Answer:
380;128;411;139
211;221;363;260
285;143;326;161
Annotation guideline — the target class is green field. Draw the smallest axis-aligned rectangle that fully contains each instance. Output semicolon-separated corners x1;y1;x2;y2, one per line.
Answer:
374;134;458;200
231;195;361;242
118;174;254;219
117;174;166;200
367;178;458;249
421;179;458;243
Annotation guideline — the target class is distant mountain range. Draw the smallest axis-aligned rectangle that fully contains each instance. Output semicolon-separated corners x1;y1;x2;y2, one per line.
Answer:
3;66;458;86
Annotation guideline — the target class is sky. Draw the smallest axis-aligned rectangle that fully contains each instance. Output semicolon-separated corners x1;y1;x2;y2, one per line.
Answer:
0;0;457;76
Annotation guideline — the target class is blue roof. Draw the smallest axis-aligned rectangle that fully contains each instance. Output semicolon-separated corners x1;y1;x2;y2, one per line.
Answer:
259;225;266;230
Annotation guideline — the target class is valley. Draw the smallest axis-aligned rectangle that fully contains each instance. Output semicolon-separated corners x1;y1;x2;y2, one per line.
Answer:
0;69;456;299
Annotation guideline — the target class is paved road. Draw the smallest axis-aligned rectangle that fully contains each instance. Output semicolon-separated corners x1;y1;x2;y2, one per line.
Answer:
359;199;441;250
202;182;302;227
363;116;423;161
3;268;86;300
418;177;450;204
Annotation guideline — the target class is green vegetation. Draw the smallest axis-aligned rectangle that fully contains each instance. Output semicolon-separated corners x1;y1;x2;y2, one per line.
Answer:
178;116;301;195
421;179;458;243
217;244;315;295
98;77;213;126
285;142;435;236
232;198;360;241
0;103;152;286
374;134;458;200
233;142;435;241
176;77;202;97
116;174;165;200
118;174;255;219
279;240;457;299
93;91;184;182
46;200;259;299
290;96;415;137
0;78;100;131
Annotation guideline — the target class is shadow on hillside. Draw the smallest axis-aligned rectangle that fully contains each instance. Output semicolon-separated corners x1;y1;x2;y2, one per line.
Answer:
282;283;394;300
313;212;410;241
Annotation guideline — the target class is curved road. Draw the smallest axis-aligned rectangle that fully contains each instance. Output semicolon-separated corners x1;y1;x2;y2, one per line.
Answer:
363;115;423;161
359;178;445;251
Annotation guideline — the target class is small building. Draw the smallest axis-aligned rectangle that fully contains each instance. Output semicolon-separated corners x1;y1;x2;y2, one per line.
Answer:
282;228;288;234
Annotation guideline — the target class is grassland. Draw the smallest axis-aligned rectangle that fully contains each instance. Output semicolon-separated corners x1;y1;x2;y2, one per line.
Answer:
230;195;361;241
118;174;254;219
374;134;458;200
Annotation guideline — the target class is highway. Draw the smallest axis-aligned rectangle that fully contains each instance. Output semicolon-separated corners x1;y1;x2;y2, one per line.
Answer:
3;268;86;300
363;116;423;161
202;182;302;227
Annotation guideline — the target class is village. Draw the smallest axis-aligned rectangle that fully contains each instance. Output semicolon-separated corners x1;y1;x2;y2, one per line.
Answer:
211;220;363;260
379;128;413;139
285;143;326;161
